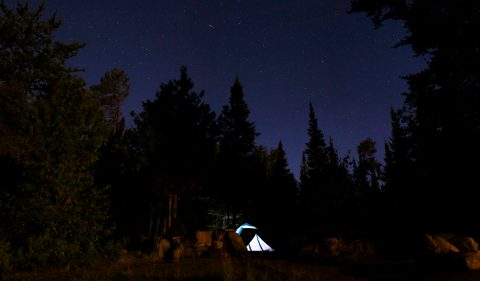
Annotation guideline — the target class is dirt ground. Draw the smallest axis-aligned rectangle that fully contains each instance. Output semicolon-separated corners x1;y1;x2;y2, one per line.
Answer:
5;255;480;281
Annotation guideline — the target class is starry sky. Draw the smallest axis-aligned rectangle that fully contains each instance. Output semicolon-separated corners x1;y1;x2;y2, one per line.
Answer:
13;0;426;178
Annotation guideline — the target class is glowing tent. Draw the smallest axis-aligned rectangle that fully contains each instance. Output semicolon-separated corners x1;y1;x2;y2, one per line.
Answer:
236;223;274;252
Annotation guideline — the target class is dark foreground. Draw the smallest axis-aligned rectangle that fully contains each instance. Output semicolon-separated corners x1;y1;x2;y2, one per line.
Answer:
5;256;480;281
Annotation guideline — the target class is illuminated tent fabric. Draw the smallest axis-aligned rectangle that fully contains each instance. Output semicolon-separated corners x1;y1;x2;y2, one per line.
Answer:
235;223;256;235
247;234;274;251
235;223;274;252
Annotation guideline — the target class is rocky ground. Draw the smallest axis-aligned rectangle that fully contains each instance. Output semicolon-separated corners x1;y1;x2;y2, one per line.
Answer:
5;254;480;281
5;231;480;280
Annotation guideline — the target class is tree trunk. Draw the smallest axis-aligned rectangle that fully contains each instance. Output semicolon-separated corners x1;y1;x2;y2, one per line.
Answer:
172;193;177;221
168;194;172;229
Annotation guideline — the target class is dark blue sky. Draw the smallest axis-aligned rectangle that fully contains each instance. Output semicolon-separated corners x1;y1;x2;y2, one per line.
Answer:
16;0;425;178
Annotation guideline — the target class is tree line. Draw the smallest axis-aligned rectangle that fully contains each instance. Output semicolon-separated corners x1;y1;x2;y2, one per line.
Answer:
1;0;479;271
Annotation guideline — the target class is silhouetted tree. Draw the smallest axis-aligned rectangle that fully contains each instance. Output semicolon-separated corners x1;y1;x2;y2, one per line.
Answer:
352;0;480;232
91;68;130;134
90;69;134;240
354;138;382;195
264;142;298;250
0;1;110;268
132;66;217;237
299;104;355;231
299;103;330;229
352;138;382;230
325;139;355;228
216;77;258;227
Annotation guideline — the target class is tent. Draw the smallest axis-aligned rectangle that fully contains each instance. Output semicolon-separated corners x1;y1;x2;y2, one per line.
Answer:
236;223;274;252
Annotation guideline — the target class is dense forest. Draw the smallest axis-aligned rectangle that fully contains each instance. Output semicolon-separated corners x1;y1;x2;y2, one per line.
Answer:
1;0;479;273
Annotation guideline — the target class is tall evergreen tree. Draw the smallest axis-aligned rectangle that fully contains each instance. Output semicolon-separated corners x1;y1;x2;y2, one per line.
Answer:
0;1;109;268
383;108;415;205
216;77;258;227
132;66;217;236
91;68;130;133
263;142;298;250
218;77;257;157
299;103;328;227
90;69;134;241
325;138;355;225
351;0;480;232
353;138;382;195
352;138;382;230
299;104;355;230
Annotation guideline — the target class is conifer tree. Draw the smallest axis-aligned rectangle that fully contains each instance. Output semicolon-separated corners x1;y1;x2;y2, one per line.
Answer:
299;104;354;229
132;66;217;236
352;138;383;229
354;138;382;195
299;103;328;227
0;1;109;267
264;142;298;250
91;68;130;133
352;0;480;232
216;77;258;227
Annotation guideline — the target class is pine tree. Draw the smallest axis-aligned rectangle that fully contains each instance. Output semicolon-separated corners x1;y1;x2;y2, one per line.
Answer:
216;77;258;227
265;142;298;250
299;103;328;227
352;0;480;232
325;138;355;224
218;77;257;157
354;138;382;195
132;66;217;236
0;1;109;267
299;104;355;230
91;68;130;133
352;138;382;230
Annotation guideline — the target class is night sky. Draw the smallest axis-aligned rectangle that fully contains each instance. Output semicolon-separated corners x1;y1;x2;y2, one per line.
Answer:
14;0;425;178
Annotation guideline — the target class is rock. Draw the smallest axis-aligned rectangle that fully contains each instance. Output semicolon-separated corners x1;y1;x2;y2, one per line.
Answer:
195;230;213;248
340;239;377;263
425;234;460;254
212;229;225;250
183;246;195;258
451;236;479;253
172;244;184;262
195;245;210;258
181;238;196;258
325;237;341;257
155;238;171;260
226;231;247;255
464;251;480;270
299;244;319;257
170;237;184;262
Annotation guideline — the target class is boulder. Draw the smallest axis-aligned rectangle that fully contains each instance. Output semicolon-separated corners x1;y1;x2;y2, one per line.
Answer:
340;239;377;263
451;236;479;253
464;251;480;270
172;244;184;262
463;251;480;270
226;231;247;255
155;238;171;260
195;230;213;248
181;238;196;258
425;234;460;254
171;237;183;262
324;237;341;257
212;229;225;250
299;244;320;257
